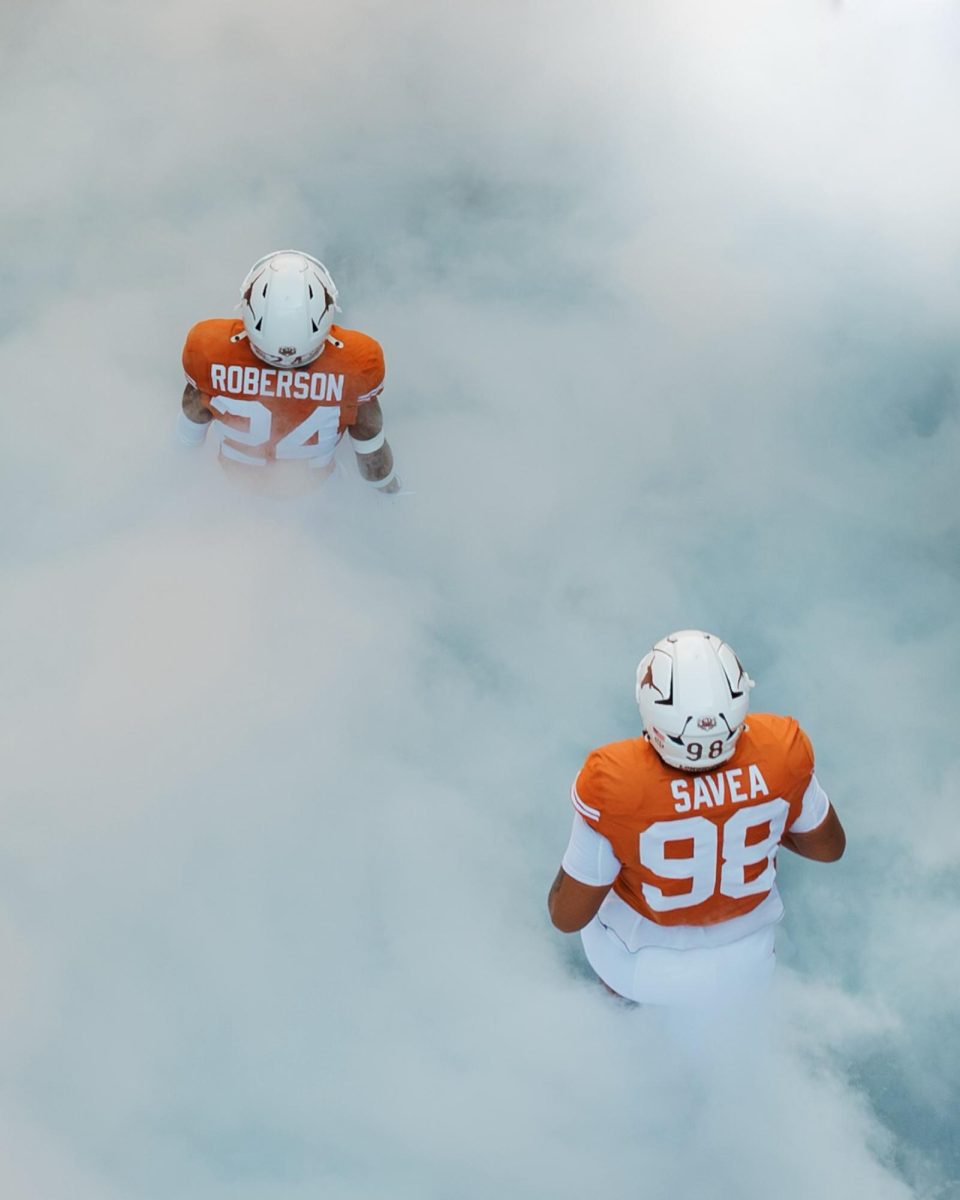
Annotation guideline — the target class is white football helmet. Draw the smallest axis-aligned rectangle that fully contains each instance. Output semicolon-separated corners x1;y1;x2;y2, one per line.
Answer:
636;630;754;771
238;250;340;367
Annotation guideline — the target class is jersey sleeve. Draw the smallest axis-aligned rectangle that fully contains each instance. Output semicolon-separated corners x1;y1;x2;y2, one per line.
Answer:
181;323;208;392
561;813;620;886
781;721;816;823
356;338;385;403
571;749;611;829
788;772;831;833
795;725;815;774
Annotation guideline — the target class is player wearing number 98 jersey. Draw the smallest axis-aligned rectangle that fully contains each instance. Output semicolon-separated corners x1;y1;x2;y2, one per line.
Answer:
548;630;846;1006
178;251;402;494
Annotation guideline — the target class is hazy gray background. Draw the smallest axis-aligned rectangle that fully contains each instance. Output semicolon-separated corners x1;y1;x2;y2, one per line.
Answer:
1;0;958;1196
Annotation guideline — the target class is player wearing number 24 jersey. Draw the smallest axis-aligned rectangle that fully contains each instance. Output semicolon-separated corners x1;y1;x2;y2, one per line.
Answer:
178;250;402;495
548;630;846;1006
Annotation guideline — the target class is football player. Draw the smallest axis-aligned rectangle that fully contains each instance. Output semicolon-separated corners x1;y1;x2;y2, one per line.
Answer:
548;630;845;1005
178;250;402;494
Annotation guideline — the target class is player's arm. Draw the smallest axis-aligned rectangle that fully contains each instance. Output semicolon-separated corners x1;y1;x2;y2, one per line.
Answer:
548;869;612;933
548;807;620;932
780;803;846;862
177;383;213;446
182;384;211;424
349;397;402;495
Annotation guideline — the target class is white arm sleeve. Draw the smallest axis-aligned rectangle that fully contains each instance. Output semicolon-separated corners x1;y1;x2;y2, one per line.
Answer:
350;427;386;453
788;772;831;833
177;409;208;446
561;813;621;886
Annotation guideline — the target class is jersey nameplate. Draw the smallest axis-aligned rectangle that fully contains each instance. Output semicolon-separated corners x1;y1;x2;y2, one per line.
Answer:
670;764;770;813
210;363;345;403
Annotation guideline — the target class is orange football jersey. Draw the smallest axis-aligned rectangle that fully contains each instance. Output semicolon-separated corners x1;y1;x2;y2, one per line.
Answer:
572;713;814;927
181;318;385;465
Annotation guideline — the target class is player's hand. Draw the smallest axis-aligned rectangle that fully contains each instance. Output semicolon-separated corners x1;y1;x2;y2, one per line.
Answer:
376;476;413;501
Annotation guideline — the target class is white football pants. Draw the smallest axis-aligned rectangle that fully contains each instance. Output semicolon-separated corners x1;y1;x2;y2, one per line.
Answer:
580;917;776;1006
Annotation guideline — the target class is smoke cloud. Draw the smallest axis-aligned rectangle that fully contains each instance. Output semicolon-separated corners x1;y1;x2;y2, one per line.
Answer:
1;0;958;1196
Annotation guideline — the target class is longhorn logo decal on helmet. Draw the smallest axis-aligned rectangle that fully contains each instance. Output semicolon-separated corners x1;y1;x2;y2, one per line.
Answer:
635;630;753;772
638;661;666;700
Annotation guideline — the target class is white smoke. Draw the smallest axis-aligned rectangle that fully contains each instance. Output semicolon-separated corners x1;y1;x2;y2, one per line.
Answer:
1;0;958;1196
